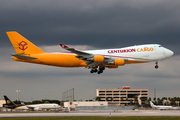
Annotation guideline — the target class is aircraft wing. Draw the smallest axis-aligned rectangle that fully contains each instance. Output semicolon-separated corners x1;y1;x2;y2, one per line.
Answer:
59;44;93;58
60;44;113;67
26;106;39;111
26;106;34;109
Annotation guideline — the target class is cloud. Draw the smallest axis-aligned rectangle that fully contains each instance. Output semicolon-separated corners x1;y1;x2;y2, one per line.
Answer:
0;0;180;54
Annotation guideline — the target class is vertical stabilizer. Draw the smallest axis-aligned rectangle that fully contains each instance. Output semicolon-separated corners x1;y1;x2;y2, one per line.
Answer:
150;101;156;107
4;95;17;106
6;31;45;54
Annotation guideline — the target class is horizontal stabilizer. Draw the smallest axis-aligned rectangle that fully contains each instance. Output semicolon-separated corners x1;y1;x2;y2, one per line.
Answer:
11;54;37;59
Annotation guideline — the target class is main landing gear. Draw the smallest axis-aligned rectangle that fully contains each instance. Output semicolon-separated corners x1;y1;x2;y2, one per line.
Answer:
90;68;98;73
155;62;159;69
97;66;105;74
90;66;105;74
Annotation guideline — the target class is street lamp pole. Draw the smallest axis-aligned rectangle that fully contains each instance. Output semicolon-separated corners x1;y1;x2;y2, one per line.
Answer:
16;90;20;101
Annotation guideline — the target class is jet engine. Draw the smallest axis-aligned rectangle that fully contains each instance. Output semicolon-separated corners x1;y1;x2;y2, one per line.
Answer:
108;59;125;66
34;107;39;111
93;55;104;62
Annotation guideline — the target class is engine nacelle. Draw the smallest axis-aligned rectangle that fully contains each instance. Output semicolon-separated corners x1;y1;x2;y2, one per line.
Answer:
108;59;125;66
34;107;39;111
94;55;104;62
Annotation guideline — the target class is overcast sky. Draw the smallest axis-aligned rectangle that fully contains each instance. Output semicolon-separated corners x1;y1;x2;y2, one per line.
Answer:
0;0;180;102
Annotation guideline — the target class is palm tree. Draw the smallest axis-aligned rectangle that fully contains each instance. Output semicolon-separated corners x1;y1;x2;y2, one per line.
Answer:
153;97;156;104
125;98;128;106
162;97;167;105
95;96;101;101
106;97;108;101
162;97;167;100
144;97;148;105
168;97;171;101
171;99;175;106
148;97;151;102
134;96;138;105
157;98;161;105
130;99;133;105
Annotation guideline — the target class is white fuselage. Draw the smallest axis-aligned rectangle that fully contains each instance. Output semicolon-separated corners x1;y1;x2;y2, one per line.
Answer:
150;101;178;110
14;104;61;110
83;44;173;62
151;105;178;110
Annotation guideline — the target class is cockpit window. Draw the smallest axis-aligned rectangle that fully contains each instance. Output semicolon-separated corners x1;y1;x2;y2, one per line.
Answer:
159;46;162;47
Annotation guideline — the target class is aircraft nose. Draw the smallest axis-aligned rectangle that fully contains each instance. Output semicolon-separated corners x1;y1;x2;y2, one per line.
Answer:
164;48;174;58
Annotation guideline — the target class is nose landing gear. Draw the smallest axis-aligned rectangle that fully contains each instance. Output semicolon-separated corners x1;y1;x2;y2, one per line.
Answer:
155;62;158;69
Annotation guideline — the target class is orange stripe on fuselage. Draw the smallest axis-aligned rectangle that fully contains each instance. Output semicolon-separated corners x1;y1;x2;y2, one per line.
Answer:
13;53;88;67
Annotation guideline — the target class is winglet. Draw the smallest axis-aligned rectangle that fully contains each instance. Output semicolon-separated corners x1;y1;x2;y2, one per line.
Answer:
59;44;69;49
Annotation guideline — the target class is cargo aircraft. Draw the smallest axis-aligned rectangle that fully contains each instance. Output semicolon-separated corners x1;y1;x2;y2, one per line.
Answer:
150;101;178;110
4;95;61;111
6;31;174;74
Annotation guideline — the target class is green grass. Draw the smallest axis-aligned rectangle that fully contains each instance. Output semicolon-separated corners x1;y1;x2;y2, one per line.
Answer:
1;116;180;120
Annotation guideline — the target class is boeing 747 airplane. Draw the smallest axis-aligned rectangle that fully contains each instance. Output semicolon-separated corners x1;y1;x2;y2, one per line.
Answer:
6;31;174;74
4;95;61;111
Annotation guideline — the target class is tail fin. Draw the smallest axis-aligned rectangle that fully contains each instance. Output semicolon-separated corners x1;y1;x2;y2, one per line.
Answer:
4;95;17;106
150;101;155;107
6;31;45;54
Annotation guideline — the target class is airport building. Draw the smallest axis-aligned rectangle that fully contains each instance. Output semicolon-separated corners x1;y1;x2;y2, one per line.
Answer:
0;100;5;107
96;86;148;106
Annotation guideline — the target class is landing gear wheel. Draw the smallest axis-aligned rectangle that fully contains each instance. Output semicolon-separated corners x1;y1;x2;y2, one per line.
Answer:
155;65;158;69
97;70;103;74
101;67;105;70
90;68;98;73
97;66;105;74
94;69;98;73
155;62;159;69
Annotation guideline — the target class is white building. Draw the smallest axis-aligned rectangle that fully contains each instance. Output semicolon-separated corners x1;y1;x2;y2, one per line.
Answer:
96;87;148;106
64;101;108;108
0;100;5;107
